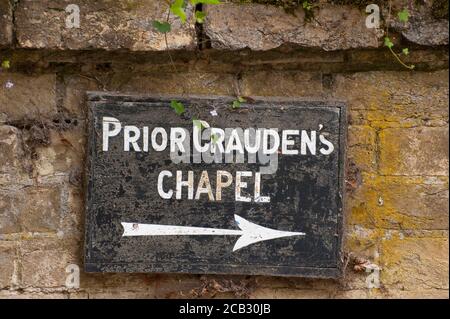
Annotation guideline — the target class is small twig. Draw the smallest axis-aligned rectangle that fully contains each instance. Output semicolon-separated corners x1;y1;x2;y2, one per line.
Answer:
164;8;177;73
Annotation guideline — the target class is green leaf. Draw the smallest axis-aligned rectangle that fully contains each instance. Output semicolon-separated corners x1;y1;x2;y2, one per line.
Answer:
195;11;206;23
1;60;10;69
302;1;312;10
170;100;185;116
398;9;410;23
171;0;187;23
402;48;409;55
384;37;394;49
232;97;245;109
152;20;171;33
232;100;241;109
192;118;203;130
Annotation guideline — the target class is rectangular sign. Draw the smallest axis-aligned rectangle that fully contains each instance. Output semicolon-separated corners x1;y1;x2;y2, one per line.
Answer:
84;93;346;278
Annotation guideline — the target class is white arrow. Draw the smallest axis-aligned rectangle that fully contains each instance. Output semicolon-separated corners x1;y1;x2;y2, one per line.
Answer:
121;214;305;252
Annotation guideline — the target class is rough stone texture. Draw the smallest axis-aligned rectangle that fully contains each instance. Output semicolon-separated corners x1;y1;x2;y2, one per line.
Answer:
250;288;332;299
0;126;29;183
205;3;383;51
334;70;449;128
112;72;237;96
20;238;78;288
379;127;449;176
63;77;101;118
0;0;13;47
0;74;57;123
19;187;62;233
380;234;449;291
387;0;449;46
347;125;377;174
1;186;62;234
15;0;196;50
240;71;323;96
0;291;68;299
34;126;86;177
0;192;21;234
349;175;449;230
0;242;16;289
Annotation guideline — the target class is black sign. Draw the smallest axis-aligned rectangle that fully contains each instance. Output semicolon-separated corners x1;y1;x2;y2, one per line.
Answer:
84;93;346;278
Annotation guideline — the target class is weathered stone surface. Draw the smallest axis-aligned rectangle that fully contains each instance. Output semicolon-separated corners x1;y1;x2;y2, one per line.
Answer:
205;3;383;51
86;290;156;299
347;125;377;174
379;127;449;176
0;192;21;234
349;175;449;230
111;72;236;95
0;242;15;288
18;187;61;233
0;74;57;122
0;126;29;182
0;291;68;299
250;288;332;299
59;186;84;240
63;76;101;118
15;0;196;50
380;234;449;290
20;238;78;288
387;0;449;46
334;70;449;128
0;0;13;47
34;126;86;177
399;20;449;46
80;273;200;298
384;289;449;299
240;71;323;96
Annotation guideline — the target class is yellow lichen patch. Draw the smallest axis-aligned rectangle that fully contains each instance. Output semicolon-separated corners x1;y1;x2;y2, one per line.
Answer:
347;125;377;173
380;233;449;290
379;127;449;176
347;174;449;230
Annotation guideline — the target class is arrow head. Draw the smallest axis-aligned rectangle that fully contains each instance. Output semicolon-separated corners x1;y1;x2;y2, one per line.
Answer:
232;215;305;251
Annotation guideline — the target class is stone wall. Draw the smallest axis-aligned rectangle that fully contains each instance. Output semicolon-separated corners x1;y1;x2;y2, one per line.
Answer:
0;0;448;298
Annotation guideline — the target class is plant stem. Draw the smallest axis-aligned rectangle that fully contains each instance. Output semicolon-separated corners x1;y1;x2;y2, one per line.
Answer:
388;47;414;70
164;7;177;73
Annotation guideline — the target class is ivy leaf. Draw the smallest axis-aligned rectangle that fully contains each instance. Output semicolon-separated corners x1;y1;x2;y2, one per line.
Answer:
402;48;409;55
398;9;410;23
195;11;206;23
1;60;10;69
232;96;246;109
170;100;185;115
152;20;171;33
193;118;210;130
302;1;312;10
384;36;394;49
192;118;203;130
171;0;187;23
